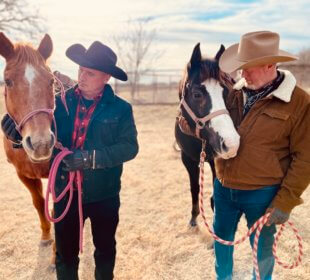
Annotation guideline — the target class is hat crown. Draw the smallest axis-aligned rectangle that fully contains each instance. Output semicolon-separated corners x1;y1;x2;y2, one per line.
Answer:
237;31;280;61
86;41;117;66
65;40;128;81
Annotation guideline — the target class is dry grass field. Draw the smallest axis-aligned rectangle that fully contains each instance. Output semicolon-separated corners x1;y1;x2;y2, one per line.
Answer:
0;88;309;280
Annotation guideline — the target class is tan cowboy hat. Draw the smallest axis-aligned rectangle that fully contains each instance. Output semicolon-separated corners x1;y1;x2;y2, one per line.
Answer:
219;31;298;73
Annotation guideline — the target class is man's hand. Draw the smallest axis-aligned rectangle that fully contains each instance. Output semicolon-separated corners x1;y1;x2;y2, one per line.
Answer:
178;116;194;136
1;114;22;143
266;207;290;226
62;150;92;171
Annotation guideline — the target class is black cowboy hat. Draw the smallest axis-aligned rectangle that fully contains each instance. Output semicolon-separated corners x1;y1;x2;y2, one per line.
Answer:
66;41;128;81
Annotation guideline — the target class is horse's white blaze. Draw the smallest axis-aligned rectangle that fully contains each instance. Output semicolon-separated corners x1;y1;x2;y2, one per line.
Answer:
24;64;36;88
203;79;240;159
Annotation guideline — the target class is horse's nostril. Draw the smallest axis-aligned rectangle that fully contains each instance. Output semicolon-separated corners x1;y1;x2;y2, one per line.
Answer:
221;141;228;152
49;134;55;149
25;136;34;151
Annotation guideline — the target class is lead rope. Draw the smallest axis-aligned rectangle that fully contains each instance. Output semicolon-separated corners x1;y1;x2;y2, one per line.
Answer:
44;76;84;253
198;140;303;280
44;148;84;253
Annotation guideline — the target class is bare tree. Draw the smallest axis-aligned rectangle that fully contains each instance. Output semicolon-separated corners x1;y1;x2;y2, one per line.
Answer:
0;0;44;38
112;18;162;101
297;47;310;64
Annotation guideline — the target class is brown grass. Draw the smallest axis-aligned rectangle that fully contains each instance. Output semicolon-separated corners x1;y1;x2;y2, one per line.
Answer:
0;91;309;279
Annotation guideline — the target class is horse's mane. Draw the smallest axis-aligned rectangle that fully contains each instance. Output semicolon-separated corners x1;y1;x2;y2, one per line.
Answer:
179;57;221;100
201;57;235;91
9;43;45;69
200;58;220;80
178;56;234;100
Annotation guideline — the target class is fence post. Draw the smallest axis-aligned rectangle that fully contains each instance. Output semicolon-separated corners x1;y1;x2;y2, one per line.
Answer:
152;71;157;104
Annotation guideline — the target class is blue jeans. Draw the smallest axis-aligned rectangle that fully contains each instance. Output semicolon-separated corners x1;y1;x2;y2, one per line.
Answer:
213;178;279;280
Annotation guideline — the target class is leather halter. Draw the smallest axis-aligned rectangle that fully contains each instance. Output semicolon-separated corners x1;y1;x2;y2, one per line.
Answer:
179;78;230;138
3;74;67;142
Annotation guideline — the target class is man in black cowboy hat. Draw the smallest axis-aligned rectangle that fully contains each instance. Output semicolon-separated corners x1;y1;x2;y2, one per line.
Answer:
52;41;138;280
2;41;138;280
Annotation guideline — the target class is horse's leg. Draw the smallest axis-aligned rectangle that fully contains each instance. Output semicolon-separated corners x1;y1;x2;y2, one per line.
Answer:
50;208;56;267
181;151;200;227
17;173;52;245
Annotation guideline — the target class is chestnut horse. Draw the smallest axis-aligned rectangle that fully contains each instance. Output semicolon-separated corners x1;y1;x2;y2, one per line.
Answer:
0;33;55;245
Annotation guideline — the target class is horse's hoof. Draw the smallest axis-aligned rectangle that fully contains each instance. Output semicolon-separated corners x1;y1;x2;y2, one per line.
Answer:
40;239;53;247
47;264;56;273
189;219;197;227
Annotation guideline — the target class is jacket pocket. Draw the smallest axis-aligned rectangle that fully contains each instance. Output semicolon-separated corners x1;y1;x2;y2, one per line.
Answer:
263;109;290;121
232;145;284;184
247;108;290;142
89;118;119;147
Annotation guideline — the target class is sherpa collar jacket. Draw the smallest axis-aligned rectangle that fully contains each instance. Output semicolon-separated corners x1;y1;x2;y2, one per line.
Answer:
215;70;310;213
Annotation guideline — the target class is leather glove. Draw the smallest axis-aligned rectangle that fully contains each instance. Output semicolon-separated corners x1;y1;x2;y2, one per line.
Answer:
62;150;92;172
1;114;22;144
266;207;290;226
177;116;194;136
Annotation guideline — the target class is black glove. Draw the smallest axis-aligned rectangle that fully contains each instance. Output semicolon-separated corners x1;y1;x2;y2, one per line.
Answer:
62;150;92;172
266;207;290;226
1;114;22;144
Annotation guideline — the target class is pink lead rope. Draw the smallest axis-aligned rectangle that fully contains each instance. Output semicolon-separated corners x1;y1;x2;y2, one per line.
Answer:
198;140;303;280
44;76;84;253
44;147;84;253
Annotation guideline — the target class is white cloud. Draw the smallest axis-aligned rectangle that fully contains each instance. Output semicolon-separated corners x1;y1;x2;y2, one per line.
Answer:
0;0;308;78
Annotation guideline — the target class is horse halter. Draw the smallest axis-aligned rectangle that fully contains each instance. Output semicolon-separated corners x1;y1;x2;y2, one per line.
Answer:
179;80;229;138
3;74;67;141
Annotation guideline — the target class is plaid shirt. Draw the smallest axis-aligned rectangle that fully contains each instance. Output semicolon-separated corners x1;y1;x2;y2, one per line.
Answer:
71;87;103;149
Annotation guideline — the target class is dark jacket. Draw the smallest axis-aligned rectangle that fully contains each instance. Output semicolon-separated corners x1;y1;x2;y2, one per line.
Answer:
53;84;139;203
215;70;310;213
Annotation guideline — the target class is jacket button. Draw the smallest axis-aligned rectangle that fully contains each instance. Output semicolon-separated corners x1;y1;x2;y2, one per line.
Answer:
61;175;65;180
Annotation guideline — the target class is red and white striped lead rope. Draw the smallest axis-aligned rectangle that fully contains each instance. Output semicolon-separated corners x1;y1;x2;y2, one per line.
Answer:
198;141;303;280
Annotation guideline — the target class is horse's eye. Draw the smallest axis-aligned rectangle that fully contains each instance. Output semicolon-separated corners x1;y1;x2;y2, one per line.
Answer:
200;84;206;91
5;79;13;87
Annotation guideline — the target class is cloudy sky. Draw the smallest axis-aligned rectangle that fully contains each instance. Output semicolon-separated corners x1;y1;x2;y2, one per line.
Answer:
0;0;309;79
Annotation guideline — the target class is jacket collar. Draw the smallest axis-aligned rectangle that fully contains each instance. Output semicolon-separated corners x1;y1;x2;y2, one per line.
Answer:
68;83;115;103
64;84;116;120
271;69;296;103
100;84;116;104
234;69;297;103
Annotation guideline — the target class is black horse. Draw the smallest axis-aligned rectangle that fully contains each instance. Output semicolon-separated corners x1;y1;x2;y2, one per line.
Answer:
175;43;240;226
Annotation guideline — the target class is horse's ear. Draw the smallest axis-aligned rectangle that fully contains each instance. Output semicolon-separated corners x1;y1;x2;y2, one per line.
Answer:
0;32;14;60
38;34;53;60
189;43;201;70
215;44;225;61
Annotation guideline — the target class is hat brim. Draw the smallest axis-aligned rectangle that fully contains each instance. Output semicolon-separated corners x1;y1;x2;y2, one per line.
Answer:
66;44;128;81
219;43;298;73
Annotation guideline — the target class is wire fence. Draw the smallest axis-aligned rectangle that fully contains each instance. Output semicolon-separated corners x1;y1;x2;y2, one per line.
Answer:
1;65;308;105
115;65;310;104
114;69;183;104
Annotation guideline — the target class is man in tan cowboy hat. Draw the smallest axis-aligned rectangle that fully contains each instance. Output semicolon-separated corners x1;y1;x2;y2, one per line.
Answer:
179;30;310;279
214;31;310;280
1;40;139;280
